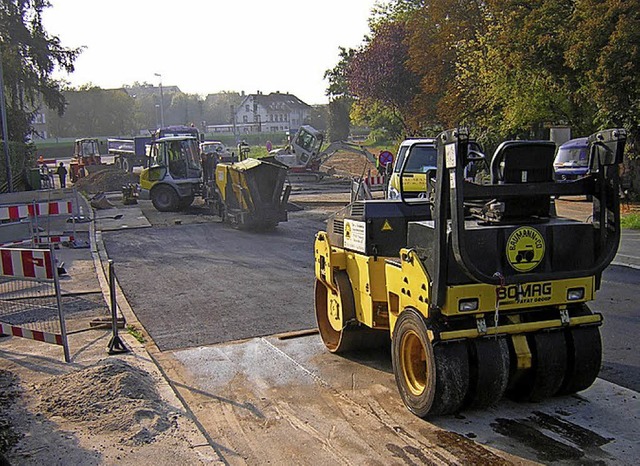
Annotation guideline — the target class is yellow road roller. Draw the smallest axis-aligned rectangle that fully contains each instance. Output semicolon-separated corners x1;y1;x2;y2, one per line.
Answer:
314;128;626;417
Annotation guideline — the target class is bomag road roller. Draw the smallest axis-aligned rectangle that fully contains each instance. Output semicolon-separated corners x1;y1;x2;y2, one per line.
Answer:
314;128;626;418
204;156;291;231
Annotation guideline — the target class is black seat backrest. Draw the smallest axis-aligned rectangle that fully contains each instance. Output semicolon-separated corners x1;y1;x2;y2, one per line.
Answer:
489;141;557;220
491;141;556;184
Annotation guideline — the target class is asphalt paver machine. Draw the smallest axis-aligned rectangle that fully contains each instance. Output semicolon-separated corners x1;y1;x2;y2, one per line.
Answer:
314;128;626;417
204;156;291;231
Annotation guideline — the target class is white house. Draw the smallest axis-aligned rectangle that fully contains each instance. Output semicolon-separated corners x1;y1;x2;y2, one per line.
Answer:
233;91;311;134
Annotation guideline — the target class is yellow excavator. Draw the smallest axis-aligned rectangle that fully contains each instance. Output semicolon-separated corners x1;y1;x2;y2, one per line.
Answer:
314;128;626;417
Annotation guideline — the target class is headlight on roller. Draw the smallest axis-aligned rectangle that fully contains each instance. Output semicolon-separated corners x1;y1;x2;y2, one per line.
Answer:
567;288;584;301
388;186;399;199
459;298;479;312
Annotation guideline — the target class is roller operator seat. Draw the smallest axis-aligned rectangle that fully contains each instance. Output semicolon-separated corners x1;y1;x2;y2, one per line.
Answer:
489;140;557;219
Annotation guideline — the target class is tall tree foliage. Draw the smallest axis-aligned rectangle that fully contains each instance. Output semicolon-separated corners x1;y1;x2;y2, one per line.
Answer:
405;0;485;130
347;21;421;135
335;0;639;147
0;0;81;142
565;0;640;149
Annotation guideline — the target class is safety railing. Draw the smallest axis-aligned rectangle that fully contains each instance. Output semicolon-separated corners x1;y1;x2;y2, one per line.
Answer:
0;246;70;361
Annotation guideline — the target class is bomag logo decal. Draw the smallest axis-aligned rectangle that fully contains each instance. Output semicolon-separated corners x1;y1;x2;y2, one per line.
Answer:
506;226;545;272
497;282;552;305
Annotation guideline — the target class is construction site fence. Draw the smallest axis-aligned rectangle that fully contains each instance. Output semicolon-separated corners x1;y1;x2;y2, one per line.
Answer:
0;188;81;248
0;246;70;362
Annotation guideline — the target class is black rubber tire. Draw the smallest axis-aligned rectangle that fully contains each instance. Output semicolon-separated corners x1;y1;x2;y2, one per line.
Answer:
557;326;602;395
464;337;510;409
122;158;131;173
391;309;469;418
507;331;568;402
115;157;122;170
151;185;179;212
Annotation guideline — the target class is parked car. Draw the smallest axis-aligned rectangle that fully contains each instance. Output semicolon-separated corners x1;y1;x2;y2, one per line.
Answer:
200;141;236;163
553;137;589;181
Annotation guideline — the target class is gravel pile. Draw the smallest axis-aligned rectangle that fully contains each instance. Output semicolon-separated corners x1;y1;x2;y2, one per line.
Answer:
37;359;178;445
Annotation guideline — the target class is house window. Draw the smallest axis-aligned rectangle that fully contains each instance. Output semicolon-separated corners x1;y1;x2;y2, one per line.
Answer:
245;105;250;112
243;116;248;123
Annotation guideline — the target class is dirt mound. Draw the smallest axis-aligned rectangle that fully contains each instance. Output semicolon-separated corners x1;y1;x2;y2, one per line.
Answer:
37;359;177;445
0;370;21;454
323;150;378;178
74;167;139;194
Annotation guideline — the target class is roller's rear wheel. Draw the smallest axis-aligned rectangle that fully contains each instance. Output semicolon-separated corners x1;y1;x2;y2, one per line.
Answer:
507;331;568;402
392;309;469;418
464;337;510;409
557;326;602;395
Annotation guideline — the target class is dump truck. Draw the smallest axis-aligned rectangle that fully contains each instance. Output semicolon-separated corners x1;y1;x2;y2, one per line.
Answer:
270;125;380;181
107;136;152;172
203;156;291;230
69;138;104;182
314;127;626;418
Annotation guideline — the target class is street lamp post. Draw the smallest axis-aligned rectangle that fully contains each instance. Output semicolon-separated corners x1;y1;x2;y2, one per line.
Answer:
154;104;160;129
154;73;165;128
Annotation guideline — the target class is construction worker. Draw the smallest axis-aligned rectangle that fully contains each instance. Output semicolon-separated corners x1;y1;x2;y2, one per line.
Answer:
56;162;68;188
38;158;50;188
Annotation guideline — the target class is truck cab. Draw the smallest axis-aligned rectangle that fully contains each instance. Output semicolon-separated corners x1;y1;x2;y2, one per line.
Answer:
387;138;486;199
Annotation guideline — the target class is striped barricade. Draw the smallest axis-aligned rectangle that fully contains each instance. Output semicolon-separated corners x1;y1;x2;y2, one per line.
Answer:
0;200;74;222
364;175;386;188
0;246;70;362
0;199;77;247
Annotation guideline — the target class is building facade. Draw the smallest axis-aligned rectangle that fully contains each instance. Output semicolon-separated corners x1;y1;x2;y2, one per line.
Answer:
215;91;311;134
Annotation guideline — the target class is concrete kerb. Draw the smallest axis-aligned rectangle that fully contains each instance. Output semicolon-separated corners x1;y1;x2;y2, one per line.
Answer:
88;203;217;459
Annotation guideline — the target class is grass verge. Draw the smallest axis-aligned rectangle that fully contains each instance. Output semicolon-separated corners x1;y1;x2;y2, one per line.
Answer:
126;325;146;344
621;212;640;229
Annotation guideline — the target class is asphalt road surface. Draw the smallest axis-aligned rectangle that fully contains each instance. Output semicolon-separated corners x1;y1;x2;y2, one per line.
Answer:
103;209;323;350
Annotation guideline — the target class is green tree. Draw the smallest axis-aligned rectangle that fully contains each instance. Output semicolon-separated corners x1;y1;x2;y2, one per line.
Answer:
347;21;420;134
327;97;351;142
203;92;242;126
0;0;81;142
565;0;640;152
167;93;203;127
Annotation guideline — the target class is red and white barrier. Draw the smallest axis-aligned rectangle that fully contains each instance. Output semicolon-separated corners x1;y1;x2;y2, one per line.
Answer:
364;175;386;187
0;200;73;222
0;322;63;345
0;248;54;280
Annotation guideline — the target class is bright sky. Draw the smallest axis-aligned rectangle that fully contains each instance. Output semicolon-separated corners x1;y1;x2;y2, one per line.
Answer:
42;0;381;105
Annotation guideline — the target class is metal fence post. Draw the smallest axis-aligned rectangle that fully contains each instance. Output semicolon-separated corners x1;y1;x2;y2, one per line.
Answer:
107;260;129;355
52;245;70;362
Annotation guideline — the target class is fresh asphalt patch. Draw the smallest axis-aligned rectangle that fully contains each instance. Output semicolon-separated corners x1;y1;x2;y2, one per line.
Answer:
101;213;323;351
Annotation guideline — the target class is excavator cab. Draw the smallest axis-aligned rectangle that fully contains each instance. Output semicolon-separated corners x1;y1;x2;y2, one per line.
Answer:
314;127;626;418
